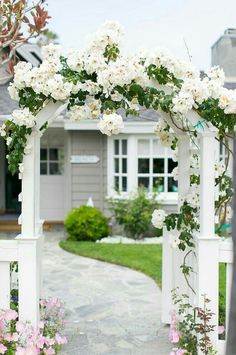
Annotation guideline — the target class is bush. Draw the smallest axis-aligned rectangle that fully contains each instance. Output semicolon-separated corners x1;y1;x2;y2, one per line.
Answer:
108;188;161;240
64;205;109;242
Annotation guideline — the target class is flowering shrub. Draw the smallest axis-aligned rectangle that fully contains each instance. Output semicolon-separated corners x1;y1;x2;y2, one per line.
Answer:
170;290;218;355
0;21;236;174
109;188;161;239
0;298;67;354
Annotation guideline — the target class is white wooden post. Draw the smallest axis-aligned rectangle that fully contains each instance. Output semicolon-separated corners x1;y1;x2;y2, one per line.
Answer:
17;132;40;325
0;261;10;309
16;102;64;325
174;135;192;297
161;227;173;323
161;135;190;323
197;132;219;351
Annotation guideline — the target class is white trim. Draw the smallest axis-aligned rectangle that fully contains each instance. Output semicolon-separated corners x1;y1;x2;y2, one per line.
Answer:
107;133;178;204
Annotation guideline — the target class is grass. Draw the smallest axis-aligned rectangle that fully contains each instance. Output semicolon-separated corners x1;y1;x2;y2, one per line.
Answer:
60;241;163;286
59;240;226;326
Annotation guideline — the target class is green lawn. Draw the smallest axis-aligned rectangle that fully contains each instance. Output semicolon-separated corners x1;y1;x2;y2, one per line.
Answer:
60;241;163;286
59;240;226;326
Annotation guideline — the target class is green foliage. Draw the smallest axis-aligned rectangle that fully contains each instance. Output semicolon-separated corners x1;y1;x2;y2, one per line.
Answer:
109;188;161;239
4;120;32;175
64;205;109;242
146;64;183;88
172;290;216;355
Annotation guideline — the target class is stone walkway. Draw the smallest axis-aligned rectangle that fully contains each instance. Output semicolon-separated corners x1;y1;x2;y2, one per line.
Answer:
43;231;171;355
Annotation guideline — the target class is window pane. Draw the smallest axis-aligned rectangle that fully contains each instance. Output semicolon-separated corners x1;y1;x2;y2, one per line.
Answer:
168;177;178;192
153;139;165;156
40;148;47;161
153;177;164;192
168;159;178;174
114;158;119;173
153;158;164;173
138;139;150;155
114;176;119;191
138;158;150;173
49;162;62;175
138;177;150;190
114;140;119;155
49;148;59;161
40;162;47;175
122;140;127;155
122;177;127;191
122;158;127;173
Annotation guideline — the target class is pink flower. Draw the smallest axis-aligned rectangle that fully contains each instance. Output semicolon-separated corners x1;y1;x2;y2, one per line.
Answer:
218;325;225;335
169;329;180;343
55;334;67;345
36;335;46;349
176;350;187;355
4;309;18;321
44;348;55;355
0;344;7;354
16;321;26;333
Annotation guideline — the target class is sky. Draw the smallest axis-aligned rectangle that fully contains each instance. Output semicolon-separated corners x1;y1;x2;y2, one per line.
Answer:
47;0;236;71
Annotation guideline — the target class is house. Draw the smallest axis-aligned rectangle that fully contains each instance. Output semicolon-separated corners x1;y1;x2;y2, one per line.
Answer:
0;30;234;222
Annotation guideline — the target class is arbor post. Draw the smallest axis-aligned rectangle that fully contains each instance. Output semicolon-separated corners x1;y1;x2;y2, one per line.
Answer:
197;132;219;351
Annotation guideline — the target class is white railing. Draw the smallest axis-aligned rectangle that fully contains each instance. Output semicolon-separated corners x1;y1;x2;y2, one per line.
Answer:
0;233;44;322
162;233;233;355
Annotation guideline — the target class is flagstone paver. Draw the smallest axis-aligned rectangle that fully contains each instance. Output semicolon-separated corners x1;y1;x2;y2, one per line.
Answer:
43;231;171;355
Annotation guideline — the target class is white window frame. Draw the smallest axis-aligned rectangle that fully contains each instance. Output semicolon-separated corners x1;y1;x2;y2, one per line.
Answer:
107;134;178;204
40;146;64;176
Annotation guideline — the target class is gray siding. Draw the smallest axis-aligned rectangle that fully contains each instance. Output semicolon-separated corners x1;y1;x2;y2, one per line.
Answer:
212;33;236;77
70;131;107;213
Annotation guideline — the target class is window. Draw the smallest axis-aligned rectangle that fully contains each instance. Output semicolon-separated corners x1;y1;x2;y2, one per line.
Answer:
113;139;128;192
40;148;64;175
137;138;178;193
108;135;178;197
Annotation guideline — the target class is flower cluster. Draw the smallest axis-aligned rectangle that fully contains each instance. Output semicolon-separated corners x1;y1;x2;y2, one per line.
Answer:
3;20;236;173
170;290;218;355
97;112;124;136
0;298;67;355
151;209;167;229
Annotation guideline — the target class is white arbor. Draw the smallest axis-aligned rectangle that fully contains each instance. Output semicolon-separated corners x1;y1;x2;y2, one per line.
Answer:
0;102;232;355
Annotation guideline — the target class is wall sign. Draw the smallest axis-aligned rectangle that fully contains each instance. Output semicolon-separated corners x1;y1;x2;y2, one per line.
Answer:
70;155;100;164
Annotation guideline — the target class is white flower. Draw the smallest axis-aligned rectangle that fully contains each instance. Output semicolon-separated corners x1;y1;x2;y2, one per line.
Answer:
0;124;6;137
24;144;32;155
86;21;124;52
8;83;19;101
41;43;62;65
19;163;24;173
13;61;32;89
6;137;12;146
215;161;226;178
172;91;194;115
86;98;101;118
12;108;35;128
98;113;124;136
151;209;167;229
46;74;73;101
172;167;178;181
154;119;173;147
67;49;84;72
207;66;225;85
83;52;107;75
218;88;236;114
180;78;210;104
186;190;199;209
67;105;91;122
168;231;180;249
172;149;178;162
